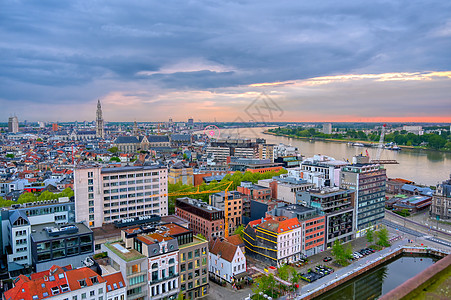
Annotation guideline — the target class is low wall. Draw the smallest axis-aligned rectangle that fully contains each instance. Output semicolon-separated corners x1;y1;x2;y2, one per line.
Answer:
380;253;451;300
299;247;448;300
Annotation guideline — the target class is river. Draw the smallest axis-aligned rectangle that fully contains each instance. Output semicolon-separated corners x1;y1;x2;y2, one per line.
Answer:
213;127;451;186
314;254;439;300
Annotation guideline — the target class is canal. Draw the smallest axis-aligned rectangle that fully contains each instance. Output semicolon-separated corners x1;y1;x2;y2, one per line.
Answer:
313;254;439;300
215;127;451;186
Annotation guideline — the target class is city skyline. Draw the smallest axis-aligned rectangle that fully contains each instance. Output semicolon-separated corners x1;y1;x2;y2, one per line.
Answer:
1;1;450;122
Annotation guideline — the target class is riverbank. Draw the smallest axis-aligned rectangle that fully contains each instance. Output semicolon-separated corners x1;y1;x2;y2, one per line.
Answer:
263;130;451;153
299;246;449;300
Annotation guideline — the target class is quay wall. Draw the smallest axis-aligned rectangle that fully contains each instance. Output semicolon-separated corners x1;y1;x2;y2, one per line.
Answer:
300;247;449;300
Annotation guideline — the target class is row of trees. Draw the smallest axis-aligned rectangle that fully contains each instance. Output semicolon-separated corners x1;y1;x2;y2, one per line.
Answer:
331;226;390;265
0;187;74;208
269;127;451;150
167;169;288;213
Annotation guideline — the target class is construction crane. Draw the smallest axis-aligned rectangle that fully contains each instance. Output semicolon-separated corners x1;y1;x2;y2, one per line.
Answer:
370;124;398;164
150;181;234;237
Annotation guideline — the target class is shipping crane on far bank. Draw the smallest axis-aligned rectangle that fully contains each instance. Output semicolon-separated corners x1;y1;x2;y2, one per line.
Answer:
370;124;399;164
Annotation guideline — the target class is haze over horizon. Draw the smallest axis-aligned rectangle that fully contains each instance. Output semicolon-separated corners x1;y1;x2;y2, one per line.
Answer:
1;1;450;123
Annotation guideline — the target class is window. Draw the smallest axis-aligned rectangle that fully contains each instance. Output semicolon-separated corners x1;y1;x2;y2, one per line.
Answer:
188;251;193;259
81;294;86;300
79;279;87;287
98;288;103;294
51;287;60;295
72;296;77;300
90;290;95;297
188;262;193;270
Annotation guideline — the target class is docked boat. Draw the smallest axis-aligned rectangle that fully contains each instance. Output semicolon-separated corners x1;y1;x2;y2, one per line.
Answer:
352;142;364;147
385;142;401;150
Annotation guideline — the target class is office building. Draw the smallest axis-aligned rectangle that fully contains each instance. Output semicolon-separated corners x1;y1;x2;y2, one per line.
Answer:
340;164;386;236
209;191;243;235
8;116;19;133
175;197;224;239
74;165;168;228
31;223;94;272
297;187;355;248
322;123;332;135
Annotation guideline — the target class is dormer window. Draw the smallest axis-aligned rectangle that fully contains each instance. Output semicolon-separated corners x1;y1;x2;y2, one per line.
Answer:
90;276;98;284
61;284;69;292
51;287;60;295
78;279;86;287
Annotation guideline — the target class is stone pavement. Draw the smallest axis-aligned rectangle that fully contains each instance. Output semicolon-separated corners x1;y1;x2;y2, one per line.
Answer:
203;281;253;300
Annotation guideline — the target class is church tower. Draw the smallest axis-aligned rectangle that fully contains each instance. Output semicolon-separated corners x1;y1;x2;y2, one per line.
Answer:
133;120;138;136
96;99;104;138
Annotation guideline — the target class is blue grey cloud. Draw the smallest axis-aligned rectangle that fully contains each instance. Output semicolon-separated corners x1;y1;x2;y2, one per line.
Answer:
0;0;450;120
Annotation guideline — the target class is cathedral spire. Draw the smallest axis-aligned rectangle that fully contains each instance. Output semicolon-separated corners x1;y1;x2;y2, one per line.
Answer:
96;99;104;138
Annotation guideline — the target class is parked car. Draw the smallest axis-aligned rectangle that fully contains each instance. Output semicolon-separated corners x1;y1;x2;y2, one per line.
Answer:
323;256;333;262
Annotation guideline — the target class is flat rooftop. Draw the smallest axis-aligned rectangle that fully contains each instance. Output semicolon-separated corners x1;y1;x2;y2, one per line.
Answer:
179;236;207;249
102;165;165;174
177;197;223;213
104;242;146;262
31;222;92;242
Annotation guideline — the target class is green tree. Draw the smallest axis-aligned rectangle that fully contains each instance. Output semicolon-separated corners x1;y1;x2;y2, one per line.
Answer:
0;197;15;207
38;191;58;201
252;274;277;297
6;153;14;158
331;240;351;265
234;225;244;238
344;243;353;260
427;135;446;149
108;147;119;154
366;227;374;244
376;227;390;247
290;269;299;285
17;192;37;204
277;264;294;281
58;187;74;198
110;157;121;162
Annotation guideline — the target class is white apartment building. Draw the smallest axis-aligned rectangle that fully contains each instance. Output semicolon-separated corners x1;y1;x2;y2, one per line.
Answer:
74;165;168;228
277;220;303;265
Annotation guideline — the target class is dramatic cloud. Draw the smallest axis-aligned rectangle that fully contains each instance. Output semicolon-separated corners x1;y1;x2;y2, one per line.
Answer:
0;0;450;121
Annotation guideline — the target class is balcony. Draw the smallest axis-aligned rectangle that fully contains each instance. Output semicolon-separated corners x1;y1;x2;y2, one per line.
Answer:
127;270;147;278
150;273;179;284
127;291;147;300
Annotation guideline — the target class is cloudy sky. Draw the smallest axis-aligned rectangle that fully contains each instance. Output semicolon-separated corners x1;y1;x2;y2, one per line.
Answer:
1;0;450;122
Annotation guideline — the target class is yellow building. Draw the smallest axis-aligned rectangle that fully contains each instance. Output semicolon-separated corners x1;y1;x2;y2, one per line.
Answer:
169;164;194;185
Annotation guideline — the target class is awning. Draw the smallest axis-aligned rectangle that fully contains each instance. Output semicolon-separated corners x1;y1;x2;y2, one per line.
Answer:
233;271;250;280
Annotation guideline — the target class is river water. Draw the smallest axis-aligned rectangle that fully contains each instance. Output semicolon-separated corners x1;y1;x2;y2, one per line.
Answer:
314;254;438;300
215;127;451;186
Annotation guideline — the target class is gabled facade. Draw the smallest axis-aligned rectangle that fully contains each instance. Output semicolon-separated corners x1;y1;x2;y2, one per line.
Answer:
208;237;246;283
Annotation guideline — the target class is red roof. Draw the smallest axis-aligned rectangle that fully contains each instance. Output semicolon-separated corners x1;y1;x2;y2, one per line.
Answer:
102;272;125;292
4;265;105;300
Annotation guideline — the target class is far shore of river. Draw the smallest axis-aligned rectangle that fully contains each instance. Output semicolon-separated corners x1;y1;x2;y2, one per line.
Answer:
262;130;450;153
